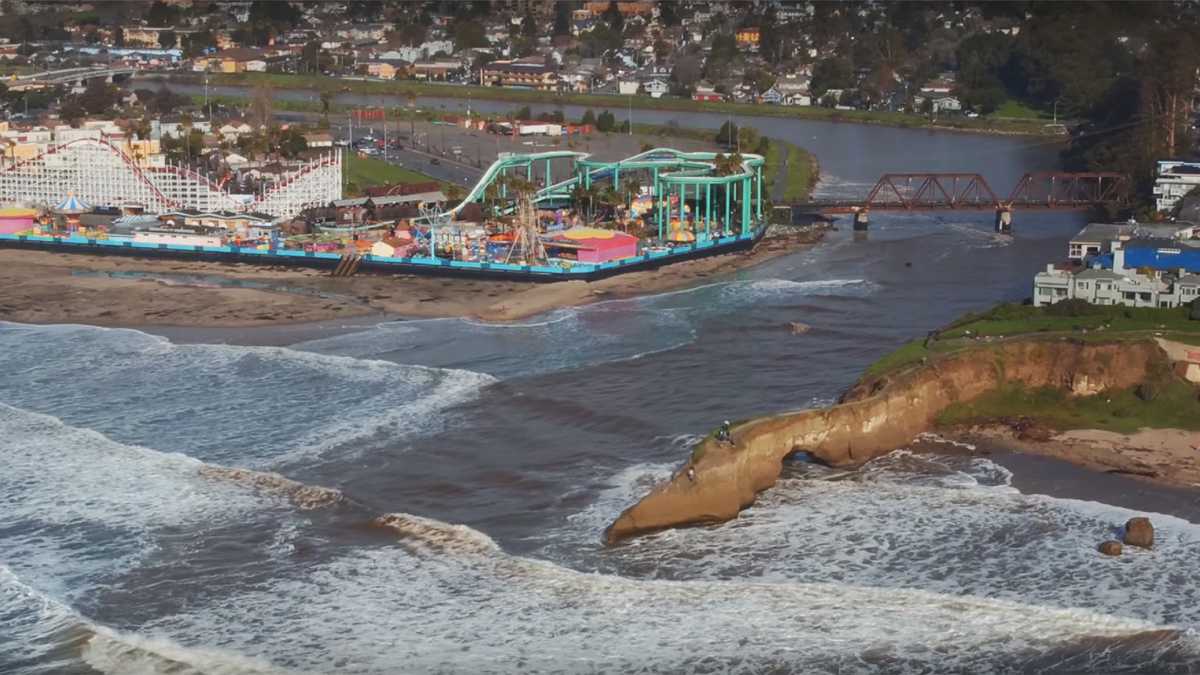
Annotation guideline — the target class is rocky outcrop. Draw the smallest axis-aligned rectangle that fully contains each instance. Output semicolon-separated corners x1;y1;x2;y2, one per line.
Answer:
1098;540;1124;556
606;338;1168;543
1123;517;1155;549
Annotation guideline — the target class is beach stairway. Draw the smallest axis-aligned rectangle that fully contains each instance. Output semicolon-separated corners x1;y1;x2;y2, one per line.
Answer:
331;253;362;278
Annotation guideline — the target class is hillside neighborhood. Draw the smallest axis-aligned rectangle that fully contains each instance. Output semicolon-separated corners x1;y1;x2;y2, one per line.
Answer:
1;0;1099;116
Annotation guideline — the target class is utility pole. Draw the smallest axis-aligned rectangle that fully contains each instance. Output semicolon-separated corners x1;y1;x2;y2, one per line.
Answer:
628;95;632;135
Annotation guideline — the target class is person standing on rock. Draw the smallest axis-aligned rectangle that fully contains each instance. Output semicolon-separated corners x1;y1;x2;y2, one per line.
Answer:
716;420;731;442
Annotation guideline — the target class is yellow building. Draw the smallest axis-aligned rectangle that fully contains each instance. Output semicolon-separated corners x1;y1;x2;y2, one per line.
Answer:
200;48;266;73
481;61;558;91
365;61;400;79
584;1;653;16
736;27;761;47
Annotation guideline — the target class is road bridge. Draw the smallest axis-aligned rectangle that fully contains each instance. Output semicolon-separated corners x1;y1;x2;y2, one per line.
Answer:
9;67;137;91
792;172;1130;233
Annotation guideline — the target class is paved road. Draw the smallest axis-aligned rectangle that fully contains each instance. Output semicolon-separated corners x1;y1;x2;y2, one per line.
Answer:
276;111;483;188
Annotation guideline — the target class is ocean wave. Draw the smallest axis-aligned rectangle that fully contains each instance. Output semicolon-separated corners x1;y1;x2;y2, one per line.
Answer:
2;563;294;675
0;404;343;611
0;322;496;468
82;627;297;675
131;511;1198;674
572;451;1200;632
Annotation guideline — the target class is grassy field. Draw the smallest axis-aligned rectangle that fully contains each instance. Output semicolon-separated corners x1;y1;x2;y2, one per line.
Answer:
781;143;815;202
939;302;1200;341
864;302;1200;379
183;72;1058;137
936;381;1200;433
989;99;1050;120
342;151;446;196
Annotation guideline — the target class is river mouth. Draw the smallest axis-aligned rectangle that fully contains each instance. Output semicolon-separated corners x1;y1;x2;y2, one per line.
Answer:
6;124;1192;672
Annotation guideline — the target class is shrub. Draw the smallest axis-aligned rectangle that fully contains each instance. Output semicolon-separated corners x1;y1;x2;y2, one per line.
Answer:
1136;359;1175;402
1190;298;1200;321
1045;298;1100;317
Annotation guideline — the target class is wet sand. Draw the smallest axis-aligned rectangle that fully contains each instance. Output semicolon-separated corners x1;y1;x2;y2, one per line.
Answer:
950;425;1200;488
911;435;1200;523
0;226;824;331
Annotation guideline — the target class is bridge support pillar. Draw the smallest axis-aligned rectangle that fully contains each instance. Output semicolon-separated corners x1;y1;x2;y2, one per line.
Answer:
853;208;869;231
994;206;1013;234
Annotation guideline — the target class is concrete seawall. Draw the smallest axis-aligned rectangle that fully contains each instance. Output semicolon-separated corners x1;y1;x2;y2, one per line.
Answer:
605;338;1167;543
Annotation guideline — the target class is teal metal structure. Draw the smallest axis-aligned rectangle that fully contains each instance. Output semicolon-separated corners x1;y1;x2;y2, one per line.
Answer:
414;147;767;244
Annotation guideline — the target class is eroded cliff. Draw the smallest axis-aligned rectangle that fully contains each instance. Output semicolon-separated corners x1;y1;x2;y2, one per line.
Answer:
605;338;1167;543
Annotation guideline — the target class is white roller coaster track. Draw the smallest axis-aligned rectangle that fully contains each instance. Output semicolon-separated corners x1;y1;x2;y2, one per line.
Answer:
0;138;342;219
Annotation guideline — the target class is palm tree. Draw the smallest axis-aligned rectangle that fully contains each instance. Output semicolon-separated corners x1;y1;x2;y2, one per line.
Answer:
570;182;589;224
599;185;622;224
621;177;643;209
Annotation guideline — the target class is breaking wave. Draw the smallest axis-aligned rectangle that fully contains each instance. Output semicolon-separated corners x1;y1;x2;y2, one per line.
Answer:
4;408;1199;674
0;322;495;467
131;511;1199;675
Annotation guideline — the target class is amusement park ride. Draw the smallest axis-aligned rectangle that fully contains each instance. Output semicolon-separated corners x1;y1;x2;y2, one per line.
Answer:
0;146;771;281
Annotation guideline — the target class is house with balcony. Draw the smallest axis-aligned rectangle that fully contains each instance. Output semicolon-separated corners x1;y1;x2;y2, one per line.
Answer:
481;60;558;91
413;60;461;81
1153;160;1200;213
1033;233;1200;309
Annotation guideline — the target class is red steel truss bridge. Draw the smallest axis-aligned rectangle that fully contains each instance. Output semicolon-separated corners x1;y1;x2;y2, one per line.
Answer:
803;172;1130;214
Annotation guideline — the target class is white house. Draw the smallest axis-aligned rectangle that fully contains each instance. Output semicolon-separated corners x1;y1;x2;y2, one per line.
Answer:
617;79;640;95
775;77;812;106
759;86;784;104
1153;160;1200;213
224;152;249;169
643;78;669;98
931;95;961;112
218;122;254;141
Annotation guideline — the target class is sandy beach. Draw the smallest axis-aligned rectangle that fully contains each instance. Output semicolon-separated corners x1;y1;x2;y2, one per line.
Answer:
953;425;1200;487
0;225;825;329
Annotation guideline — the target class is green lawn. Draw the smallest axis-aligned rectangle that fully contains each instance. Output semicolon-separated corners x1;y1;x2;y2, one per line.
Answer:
863;302;1200;379
342;151;445;196
939;302;1200;340
936;381;1200;433
179;72;1057;137
989;99;1050;120
782;143;815;202
863;338;932;377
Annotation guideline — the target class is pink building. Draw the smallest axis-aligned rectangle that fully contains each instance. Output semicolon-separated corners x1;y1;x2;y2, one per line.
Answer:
0;208;37;234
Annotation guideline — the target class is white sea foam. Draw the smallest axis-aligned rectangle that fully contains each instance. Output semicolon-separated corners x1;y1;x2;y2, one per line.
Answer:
132;512;1196;675
1;564;296;675
914;431;978;452
0;322;495;468
571;451;1200;632
82;628;299;675
0;405;284;597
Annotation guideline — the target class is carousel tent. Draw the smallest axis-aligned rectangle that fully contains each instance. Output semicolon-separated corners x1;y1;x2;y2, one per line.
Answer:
53;194;91;214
